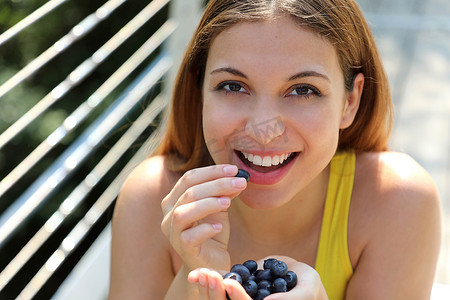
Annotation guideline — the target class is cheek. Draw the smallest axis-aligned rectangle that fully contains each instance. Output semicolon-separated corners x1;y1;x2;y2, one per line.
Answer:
202;105;218;152
286;103;342;145
202;101;239;159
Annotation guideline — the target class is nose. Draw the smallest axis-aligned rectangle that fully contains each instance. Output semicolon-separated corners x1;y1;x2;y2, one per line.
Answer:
244;114;286;145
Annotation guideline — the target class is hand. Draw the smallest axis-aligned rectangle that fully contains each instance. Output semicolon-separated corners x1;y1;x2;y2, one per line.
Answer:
188;256;328;300
160;164;247;272
188;268;252;300
257;256;328;300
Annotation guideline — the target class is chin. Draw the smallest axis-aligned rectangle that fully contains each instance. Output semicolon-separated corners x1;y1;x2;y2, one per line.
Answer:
237;188;290;210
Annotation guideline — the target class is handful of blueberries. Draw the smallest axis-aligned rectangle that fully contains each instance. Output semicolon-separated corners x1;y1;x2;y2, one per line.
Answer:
223;258;298;299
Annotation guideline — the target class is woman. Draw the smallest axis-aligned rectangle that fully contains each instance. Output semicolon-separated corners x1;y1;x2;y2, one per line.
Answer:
108;0;441;299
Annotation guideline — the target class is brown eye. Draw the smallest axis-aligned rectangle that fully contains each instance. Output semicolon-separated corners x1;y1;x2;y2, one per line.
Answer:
296;87;311;95
227;83;243;92
216;81;248;94
288;84;321;98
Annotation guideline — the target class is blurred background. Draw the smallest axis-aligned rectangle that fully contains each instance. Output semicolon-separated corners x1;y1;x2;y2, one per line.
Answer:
0;0;448;299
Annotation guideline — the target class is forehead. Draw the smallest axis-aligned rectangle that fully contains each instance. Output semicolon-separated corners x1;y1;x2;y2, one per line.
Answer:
206;18;341;78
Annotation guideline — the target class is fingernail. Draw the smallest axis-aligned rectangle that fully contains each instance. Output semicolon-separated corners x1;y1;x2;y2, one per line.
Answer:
199;275;206;286
218;197;231;207
232;177;246;188
209;277;216;290
224;165;238;176
212;223;222;231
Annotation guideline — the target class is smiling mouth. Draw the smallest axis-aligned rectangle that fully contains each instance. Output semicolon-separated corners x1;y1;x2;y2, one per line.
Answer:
235;150;299;173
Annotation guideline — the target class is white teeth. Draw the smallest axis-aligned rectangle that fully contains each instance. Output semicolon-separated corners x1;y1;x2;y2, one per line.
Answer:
262;156;272;167
241;151;292;167
253;155;262;165
272;155;280;165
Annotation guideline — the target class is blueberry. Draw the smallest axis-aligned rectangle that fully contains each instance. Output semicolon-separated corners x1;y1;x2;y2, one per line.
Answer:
243;259;258;274
257;280;272;292
225;258;297;298
270;260;288;278
253;269;263;280
223;272;243;285
255;269;272;282
263;258;278;270
284;270;298;290
272;278;287;293
235;169;250;182
230;264;251;282
254;288;271;300
243;280;258;298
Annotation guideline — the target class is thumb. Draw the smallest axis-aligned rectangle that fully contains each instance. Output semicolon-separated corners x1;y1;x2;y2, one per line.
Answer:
223;278;252;300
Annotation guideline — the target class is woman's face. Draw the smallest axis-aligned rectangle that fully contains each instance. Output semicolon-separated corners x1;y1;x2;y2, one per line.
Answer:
202;18;359;209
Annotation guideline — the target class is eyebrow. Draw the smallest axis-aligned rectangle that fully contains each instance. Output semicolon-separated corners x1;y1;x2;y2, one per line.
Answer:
287;71;330;82
210;67;247;78
210;67;330;82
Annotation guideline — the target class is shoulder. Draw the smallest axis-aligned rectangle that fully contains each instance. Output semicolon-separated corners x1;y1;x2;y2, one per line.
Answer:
117;155;180;205
112;154;181;245
109;155;182;299
354;151;439;203
120;155;180;200
352;151;440;238
347;151;441;298
112;154;181;239
350;151;442;258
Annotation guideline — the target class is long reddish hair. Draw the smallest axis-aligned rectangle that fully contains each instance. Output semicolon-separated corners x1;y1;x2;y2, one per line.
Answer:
154;0;393;173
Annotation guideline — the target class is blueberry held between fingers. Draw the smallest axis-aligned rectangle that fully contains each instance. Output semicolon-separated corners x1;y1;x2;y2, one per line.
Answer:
235;169;250;182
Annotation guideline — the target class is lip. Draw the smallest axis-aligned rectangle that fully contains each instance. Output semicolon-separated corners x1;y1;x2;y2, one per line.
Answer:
233;150;299;185
235;149;292;157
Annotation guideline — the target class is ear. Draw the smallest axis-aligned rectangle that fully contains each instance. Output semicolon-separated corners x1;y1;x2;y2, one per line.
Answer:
340;73;364;129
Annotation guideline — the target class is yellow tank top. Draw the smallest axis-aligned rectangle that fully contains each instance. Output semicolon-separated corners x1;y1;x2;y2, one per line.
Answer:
315;151;355;300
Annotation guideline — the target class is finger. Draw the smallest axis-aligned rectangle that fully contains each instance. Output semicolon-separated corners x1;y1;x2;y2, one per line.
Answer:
188;269;210;299
163;196;229;242
161;178;245;237
177;177;246;206
198;272;210;299
205;269;227;300
189;269;228;300
223;279;252;300
179;222;223;250
170;196;230;232
188;269;201;283
161;164;238;215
